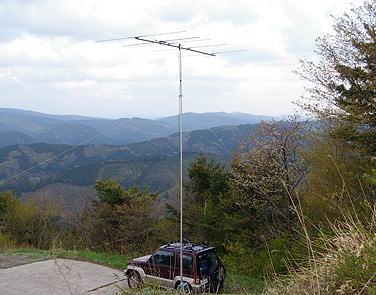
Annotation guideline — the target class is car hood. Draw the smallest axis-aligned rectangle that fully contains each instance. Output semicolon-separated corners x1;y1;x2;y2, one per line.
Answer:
131;254;151;263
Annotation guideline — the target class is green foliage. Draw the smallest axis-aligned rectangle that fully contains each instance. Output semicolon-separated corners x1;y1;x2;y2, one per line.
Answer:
364;168;376;196
0;190;18;214
0;191;62;249
331;241;376;293
300;119;376;233
222;231;305;279
186;151;230;200
222;271;265;294
0;233;15;249
80;176;158;254
93;176;128;206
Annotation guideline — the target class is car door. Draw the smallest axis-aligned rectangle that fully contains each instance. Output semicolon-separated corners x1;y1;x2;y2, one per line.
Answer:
144;249;176;288
181;253;194;280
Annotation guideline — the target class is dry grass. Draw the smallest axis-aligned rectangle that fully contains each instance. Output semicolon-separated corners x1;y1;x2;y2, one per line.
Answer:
263;199;376;295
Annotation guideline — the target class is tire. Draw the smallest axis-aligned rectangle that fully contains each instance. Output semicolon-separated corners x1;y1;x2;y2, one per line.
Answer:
127;270;142;289
208;263;226;292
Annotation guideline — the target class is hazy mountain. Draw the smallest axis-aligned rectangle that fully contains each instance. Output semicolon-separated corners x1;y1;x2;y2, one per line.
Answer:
33;123;119;145
157;111;276;131
0;108;268;148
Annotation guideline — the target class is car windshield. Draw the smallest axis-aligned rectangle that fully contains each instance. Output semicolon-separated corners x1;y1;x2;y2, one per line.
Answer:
197;250;218;271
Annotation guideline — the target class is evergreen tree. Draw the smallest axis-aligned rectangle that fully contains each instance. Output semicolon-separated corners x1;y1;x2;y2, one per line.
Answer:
166;152;231;247
81;176;158;254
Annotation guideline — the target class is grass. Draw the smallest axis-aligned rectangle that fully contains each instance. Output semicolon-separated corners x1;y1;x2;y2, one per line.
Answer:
222;272;265;294
0;247;55;260
0;247;129;269
65;249;130;269
261;199;376;294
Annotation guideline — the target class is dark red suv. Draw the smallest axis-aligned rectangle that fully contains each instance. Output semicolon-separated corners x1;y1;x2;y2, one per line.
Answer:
125;241;225;294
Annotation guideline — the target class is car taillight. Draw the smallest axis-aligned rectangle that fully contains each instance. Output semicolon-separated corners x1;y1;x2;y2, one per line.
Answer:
195;274;200;284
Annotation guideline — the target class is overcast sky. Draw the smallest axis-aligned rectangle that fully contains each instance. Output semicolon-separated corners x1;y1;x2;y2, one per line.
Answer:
0;0;365;119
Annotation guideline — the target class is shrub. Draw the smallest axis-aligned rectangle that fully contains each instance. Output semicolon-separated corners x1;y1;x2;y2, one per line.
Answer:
0;233;14;249
0;191;62;249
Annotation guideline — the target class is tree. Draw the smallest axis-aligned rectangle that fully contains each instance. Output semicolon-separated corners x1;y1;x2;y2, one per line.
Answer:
81;176;158;254
0;190;18;214
185;151;230;204
166;153;231;246
219;116;308;276
295;0;376;226
296;0;376;156
184;152;230;244
299;119;376;231
229;116;307;231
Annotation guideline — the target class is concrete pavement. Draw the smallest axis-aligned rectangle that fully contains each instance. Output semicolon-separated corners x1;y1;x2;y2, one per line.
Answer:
0;258;127;294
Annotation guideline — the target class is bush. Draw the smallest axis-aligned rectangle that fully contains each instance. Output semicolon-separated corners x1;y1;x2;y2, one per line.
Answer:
0;191;62;249
0;233;14;249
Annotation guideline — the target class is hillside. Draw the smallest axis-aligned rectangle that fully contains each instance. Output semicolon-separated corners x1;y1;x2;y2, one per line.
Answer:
0;123;253;212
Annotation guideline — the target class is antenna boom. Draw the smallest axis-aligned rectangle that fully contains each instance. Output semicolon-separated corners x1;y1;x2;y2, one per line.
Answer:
135;37;215;56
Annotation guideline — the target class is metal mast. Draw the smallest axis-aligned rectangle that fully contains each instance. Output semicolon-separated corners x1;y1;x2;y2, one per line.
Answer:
131;35;215;288
178;43;184;286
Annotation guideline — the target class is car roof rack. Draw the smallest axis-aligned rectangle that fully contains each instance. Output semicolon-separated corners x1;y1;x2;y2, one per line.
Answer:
164;240;211;252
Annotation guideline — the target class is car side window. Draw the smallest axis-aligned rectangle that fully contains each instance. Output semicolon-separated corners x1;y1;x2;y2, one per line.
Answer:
150;250;174;267
198;250;218;270
183;254;193;269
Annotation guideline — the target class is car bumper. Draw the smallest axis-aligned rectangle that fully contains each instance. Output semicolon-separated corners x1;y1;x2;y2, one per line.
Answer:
191;282;211;294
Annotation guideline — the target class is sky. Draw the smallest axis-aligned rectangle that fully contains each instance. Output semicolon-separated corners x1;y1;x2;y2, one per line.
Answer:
0;0;366;119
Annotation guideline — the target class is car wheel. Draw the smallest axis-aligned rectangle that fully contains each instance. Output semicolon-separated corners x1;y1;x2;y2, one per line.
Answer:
208;263;226;292
127;271;142;289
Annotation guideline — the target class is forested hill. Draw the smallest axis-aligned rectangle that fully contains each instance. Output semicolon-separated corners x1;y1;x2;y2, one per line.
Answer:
0;124;253;210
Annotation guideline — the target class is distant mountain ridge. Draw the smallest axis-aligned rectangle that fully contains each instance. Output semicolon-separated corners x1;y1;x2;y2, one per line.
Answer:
0;108;278;147
157;112;273;131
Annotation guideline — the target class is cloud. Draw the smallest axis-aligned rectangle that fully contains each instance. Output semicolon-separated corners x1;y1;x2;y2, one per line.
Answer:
0;0;367;118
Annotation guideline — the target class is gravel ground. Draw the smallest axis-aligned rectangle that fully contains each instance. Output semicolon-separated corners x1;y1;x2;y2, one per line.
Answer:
0;252;51;269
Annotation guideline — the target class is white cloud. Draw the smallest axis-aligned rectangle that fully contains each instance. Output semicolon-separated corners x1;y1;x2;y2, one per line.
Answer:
0;0;367;118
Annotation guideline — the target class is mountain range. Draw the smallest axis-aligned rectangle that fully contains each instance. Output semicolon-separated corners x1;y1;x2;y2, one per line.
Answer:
0;108;279;213
0;108;276;147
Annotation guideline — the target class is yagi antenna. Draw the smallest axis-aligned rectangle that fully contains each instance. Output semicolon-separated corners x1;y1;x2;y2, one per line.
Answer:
151;42;227;53
96;33;220;290
214;49;249;54
135;36;215;56
130;35;215;288
123;37;202;48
